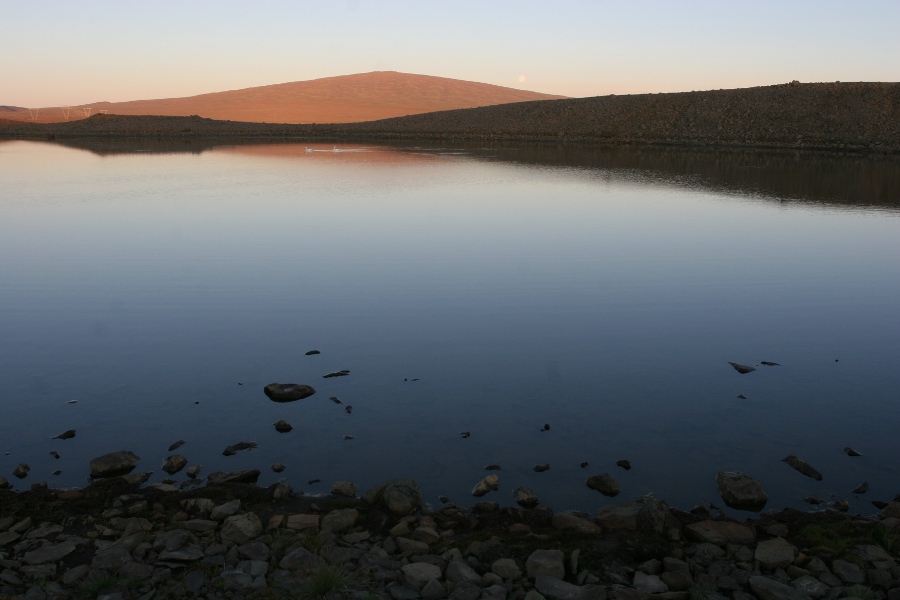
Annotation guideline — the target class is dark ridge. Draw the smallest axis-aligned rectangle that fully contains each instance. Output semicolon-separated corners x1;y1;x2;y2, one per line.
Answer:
3;82;899;153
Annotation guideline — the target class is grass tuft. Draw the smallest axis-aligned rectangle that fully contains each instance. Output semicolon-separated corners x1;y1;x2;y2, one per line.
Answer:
302;558;353;598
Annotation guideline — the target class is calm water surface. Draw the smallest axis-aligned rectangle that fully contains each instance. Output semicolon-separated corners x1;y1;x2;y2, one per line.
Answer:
1;139;898;515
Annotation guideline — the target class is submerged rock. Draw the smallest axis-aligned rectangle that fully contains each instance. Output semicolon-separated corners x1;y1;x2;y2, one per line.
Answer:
728;362;756;374
716;471;768;511
186;465;202;479
271;463;285;473
273;420;293;433
89;451;140;478
329;396;342;404
472;475;500;497
484;464;502;471
616;459;632;470
223;441;257;456
168;440;186;452
533;464;550;472
52;429;76;440
587;473;620;497
263;383;316;402
323;370;350;379
782;455;823;480
207;470;260;485
760;361;780;366
49;451;60;459
851;481;869;494
12;464;30;479
305;350;320;355
844;447;862;457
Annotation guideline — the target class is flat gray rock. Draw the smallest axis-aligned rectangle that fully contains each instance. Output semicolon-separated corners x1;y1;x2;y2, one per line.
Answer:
22;542;76;565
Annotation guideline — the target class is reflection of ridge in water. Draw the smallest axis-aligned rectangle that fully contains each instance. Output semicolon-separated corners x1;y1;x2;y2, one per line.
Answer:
24;137;900;211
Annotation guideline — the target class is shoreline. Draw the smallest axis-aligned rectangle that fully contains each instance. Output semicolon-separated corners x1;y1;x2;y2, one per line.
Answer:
3;81;900;155
1;471;898;599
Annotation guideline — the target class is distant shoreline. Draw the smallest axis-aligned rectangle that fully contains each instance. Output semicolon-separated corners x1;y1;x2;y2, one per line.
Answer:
3;81;899;154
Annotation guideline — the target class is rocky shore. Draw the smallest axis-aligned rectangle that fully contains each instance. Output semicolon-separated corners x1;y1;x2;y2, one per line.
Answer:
1;468;899;600
2;82;899;153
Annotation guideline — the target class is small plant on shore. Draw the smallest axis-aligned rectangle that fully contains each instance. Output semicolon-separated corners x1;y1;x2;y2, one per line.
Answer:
302;558;353;598
78;573;120;599
868;525;899;556
844;585;877;600
800;521;868;558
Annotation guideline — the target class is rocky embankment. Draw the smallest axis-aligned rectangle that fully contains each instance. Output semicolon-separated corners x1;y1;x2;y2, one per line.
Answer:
2;81;899;153
1;469;899;600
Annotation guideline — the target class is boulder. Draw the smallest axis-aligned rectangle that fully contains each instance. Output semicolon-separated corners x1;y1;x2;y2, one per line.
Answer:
755;538;797;570
446;560;482;585
472;474;500;497
596;502;643;530
264;383;316;401
279;546;315;572
211;499;241;520
492;558;523;580
161;455;188;475
274;420;293;433
526;549;565;579
636;498;670;535
22;542;76;565
552;512;602;534
535;575;604;600
186;465;202;479
321;508;358;533
361;478;422;516
684;520;755;546
586;473;620;496
89;451;140;478
514;486;540;508
331;480;359;497
401;563;442;591
207;470;260;485
220;513;263;545
749;575;813;600
12;464;29;479
879;501;900;519
634;571;668;593
716;471;768;511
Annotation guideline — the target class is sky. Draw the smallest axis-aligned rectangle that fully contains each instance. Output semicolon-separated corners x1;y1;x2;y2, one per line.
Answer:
2;0;899;107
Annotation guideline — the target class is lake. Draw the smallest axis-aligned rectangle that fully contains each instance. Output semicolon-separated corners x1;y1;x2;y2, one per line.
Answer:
1;139;898;516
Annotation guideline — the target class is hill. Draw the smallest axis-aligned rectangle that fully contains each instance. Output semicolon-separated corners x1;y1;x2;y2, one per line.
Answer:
2;82;898;153
0;72;566;124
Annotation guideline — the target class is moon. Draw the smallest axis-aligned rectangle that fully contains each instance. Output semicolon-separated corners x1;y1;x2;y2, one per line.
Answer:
518;75;526;83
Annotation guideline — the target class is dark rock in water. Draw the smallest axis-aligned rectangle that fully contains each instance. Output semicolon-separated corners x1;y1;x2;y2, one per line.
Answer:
533;464;550;472
49;451;60;459
484;464;502;471
237;382;243;385
274;420;293;433
439;495;449;503
834;499;849;512
872;500;889;509
222;441;257;456
13;464;30;479
803;496;824;505
737;394;747;399
264;383;316;402
782;455;823;480
580;462;589;468
471;474;500;497
344;405;353;414
514;486;540;508
760;361;780;366
843;447;862;457
271;463;285;473
89;451;140;478
541;423;550;431
52;470;62;476
323;370;350;379
207;469;260;485
329;396;343;404
716;471;768;511
852;481;869;494
728;362;757;374
411;378;419;381
168;440;186;452
343;435;355;440
52;429;76;440
305;350;321;355
307;479;321;485
161;455;188;475
616;460;632;470
186;465;201;479
459;431;470;438
586;473;620;496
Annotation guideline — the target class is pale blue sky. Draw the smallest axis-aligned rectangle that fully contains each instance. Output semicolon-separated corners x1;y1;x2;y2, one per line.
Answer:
2;0;898;107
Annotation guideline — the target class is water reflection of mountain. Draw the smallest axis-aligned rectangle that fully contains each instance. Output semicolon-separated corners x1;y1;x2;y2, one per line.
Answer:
40;137;900;210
